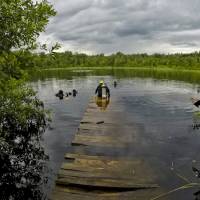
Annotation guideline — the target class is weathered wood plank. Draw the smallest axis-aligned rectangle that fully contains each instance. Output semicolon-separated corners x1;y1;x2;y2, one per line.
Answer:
60;157;157;185
72;134;133;147
51;98;160;200
51;186;165;200
64;153;132;161
57;169;158;189
56;176;159;189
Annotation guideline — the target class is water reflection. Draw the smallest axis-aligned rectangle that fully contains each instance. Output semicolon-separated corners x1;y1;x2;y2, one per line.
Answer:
28;75;200;200
95;97;110;110
0;135;49;200
29;68;200;85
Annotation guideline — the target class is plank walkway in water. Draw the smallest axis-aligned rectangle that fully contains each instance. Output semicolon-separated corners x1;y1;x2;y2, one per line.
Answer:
51;97;165;200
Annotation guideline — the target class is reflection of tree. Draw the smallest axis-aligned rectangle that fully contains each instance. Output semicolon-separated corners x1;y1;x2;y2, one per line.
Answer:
0;82;50;200
0;138;49;199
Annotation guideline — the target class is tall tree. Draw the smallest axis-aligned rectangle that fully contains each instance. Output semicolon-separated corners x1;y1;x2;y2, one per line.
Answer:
0;0;56;52
0;1;56;199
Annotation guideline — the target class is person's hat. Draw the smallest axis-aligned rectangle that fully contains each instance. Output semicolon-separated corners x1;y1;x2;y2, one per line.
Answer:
99;80;104;84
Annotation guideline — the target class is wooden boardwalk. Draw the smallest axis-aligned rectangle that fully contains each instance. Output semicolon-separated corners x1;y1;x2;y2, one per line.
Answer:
51;97;165;200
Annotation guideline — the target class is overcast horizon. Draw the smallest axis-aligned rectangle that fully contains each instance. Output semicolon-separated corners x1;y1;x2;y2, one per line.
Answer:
40;0;200;55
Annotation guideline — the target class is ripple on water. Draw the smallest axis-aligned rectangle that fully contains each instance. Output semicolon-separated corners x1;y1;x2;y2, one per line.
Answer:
26;77;200;200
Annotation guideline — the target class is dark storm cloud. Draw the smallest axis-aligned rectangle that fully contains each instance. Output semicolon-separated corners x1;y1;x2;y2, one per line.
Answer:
41;0;200;54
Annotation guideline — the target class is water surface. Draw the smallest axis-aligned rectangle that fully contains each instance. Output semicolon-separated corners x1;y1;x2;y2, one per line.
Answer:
30;71;200;200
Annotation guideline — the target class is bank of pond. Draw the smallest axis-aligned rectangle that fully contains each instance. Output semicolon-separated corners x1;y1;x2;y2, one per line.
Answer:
29;67;200;85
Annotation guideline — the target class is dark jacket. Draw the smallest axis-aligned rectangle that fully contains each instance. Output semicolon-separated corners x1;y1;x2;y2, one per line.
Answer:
95;84;110;98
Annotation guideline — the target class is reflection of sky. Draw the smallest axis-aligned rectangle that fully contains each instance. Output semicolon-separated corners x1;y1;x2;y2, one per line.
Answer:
114;78;200;200
31;76;200;200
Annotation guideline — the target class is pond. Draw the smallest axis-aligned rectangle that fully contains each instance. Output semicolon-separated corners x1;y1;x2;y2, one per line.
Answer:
18;69;200;199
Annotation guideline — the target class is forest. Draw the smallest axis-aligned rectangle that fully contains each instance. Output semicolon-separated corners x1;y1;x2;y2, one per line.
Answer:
12;50;200;70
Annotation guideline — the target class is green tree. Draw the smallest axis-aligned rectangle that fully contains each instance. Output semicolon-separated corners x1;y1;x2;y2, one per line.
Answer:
0;0;56;52
0;0;56;199
0;80;51;199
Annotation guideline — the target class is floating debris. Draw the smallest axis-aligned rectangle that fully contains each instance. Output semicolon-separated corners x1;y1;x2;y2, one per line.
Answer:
96;121;104;124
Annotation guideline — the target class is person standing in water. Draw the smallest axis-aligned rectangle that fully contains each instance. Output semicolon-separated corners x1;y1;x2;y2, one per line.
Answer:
95;80;110;99
55;90;64;100
114;81;117;88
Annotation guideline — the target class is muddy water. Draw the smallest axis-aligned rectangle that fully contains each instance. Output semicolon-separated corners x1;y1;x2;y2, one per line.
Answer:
31;76;200;199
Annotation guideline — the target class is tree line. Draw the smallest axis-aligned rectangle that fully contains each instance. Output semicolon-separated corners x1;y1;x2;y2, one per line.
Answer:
15;50;200;70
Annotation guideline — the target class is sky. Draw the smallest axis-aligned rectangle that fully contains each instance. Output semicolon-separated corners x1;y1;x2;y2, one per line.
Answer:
40;0;200;55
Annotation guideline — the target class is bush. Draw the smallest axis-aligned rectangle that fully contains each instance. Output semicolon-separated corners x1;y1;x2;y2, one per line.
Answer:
0;80;51;199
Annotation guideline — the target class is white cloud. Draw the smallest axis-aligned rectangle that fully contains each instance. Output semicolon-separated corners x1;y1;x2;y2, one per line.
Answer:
39;0;200;54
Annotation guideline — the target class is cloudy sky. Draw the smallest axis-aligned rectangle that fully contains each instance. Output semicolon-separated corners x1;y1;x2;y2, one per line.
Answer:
40;0;200;54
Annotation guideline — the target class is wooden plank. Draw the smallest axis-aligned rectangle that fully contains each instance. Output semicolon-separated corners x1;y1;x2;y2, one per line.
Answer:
79;123;116;129
80;116;115;124
51;98;160;200
51;185;167;200
56;176;158;189
58;168;125;179
72;134;132;147
57;169;158;189
64;153;132;161
60;157;157;184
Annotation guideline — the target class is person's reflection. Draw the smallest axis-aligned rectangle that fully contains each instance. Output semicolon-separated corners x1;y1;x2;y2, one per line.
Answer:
95;97;110;110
